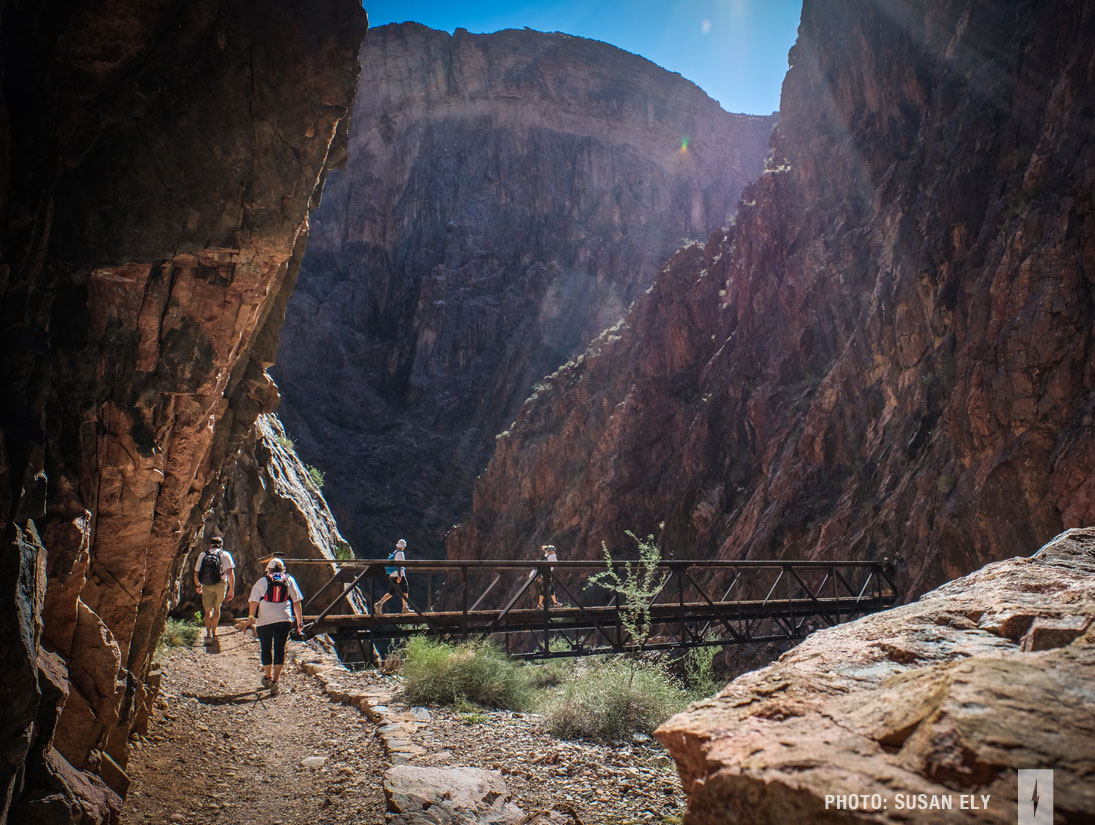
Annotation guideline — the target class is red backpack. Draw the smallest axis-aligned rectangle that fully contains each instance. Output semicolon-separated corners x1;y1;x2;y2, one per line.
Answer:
263;572;290;603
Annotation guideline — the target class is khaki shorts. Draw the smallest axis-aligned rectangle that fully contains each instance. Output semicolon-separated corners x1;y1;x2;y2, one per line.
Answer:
201;580;228;612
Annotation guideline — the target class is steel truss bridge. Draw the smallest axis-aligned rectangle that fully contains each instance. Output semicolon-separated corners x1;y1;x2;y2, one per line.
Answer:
290;557;899;663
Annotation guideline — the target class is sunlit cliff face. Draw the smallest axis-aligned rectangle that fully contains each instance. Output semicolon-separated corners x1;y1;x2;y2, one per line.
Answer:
446;0;1095;600
274;23;777;560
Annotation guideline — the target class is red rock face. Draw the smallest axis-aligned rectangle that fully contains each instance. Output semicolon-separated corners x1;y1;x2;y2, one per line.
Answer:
274;23;777;559
656;528;1095;825
0;0;366;821
190;413;358;614
448;0;1095;600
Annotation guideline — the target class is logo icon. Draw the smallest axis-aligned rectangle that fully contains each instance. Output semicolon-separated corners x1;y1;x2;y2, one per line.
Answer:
1018;769;1053;825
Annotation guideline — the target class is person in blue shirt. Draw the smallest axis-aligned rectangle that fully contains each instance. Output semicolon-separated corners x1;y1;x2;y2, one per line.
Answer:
376;538;409;613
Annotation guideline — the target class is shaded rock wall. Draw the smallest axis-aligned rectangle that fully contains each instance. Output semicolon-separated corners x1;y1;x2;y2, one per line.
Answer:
657;527;1095;825
0;0;367;821
274;23;776;558
448;0;1095;595
188;413;354;613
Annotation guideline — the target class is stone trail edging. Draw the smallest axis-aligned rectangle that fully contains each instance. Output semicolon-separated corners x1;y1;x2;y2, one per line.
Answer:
295;647;429;764
292;646;578;824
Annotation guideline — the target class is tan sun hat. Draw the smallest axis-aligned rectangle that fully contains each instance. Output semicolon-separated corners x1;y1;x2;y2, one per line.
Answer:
266;558;285;572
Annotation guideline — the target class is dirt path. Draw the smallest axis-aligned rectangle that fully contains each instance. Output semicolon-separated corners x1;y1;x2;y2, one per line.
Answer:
120;626;387;825
122;627;687;825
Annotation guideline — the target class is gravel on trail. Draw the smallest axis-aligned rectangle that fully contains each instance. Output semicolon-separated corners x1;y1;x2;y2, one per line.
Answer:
120;626;387;825
121;626;687;825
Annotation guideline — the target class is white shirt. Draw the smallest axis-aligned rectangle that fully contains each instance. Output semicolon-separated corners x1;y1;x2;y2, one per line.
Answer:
529;551;557;578
248;574;304;626
194;548;235;575
389;549;406;579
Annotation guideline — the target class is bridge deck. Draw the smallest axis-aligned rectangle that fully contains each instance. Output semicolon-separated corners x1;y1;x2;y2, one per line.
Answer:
286;556;900;661
308;594;889;631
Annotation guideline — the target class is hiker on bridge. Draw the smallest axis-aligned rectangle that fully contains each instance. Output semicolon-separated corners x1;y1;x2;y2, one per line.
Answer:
376;538;409;614
244;558;304;695
193;535;235;645
530;544;561;608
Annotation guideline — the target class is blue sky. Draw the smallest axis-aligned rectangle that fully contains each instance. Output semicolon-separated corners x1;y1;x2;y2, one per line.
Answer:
363;1;802;115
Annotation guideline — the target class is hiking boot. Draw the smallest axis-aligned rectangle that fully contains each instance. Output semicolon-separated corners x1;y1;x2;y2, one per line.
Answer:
269;681;280;696
261;675;272;689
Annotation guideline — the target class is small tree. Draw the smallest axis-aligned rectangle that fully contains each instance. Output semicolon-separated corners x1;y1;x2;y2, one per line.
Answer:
587;531;670;680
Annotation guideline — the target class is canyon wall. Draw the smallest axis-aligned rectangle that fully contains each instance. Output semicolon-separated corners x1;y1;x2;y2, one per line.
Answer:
0;1;367;822
657;527;1095;825
274;23;776;559
186;413;354;616
448;0;1095;596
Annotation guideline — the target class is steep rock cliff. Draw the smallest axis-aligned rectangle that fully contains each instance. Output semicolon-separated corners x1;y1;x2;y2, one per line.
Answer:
0;1;367;821
656;528;1095;824
274;23;776;557
188;413;354;613
448;0;1095;596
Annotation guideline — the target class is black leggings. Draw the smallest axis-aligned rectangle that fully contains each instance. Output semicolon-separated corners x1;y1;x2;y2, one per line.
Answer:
257;621;292;666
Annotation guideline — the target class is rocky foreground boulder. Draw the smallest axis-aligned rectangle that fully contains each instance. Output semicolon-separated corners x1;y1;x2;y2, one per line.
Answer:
656;527;1095;824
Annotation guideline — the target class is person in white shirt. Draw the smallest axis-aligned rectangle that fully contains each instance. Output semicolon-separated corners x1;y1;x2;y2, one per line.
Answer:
193;536;236;644
529;544;560;608
376;538;409;614
243;558;304;694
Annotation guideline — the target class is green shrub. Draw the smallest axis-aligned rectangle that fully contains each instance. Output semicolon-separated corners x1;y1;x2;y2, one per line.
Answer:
683;645;722;700
306;464;325;490
334;540;354;561
530;657;576;689
161;618;201;648
275;434;295;451
543;658;688;742
400;637;533;710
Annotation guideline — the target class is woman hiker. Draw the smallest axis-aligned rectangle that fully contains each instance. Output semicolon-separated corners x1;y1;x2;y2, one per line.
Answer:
530;544;561;608
244;558;304;695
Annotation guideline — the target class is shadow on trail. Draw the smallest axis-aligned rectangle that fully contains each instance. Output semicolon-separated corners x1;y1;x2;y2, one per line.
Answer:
181;689;271;707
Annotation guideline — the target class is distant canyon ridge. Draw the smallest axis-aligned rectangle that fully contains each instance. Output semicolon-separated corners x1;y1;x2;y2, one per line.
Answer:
274;23;776;558
448;0;1095;599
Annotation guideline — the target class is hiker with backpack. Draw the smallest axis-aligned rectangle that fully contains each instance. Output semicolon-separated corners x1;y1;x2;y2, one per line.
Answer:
529;544;561;608
376;538;409;614
244;558;304;695
193;536;236;644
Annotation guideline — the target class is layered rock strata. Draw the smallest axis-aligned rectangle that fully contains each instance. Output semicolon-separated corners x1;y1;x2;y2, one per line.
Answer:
275;23;776;558
449;0;1095;596
0;1;367;821
656;527;1095;825
186;413;354;615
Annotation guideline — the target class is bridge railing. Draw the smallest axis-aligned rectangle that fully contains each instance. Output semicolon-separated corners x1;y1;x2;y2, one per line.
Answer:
281;557;898;660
